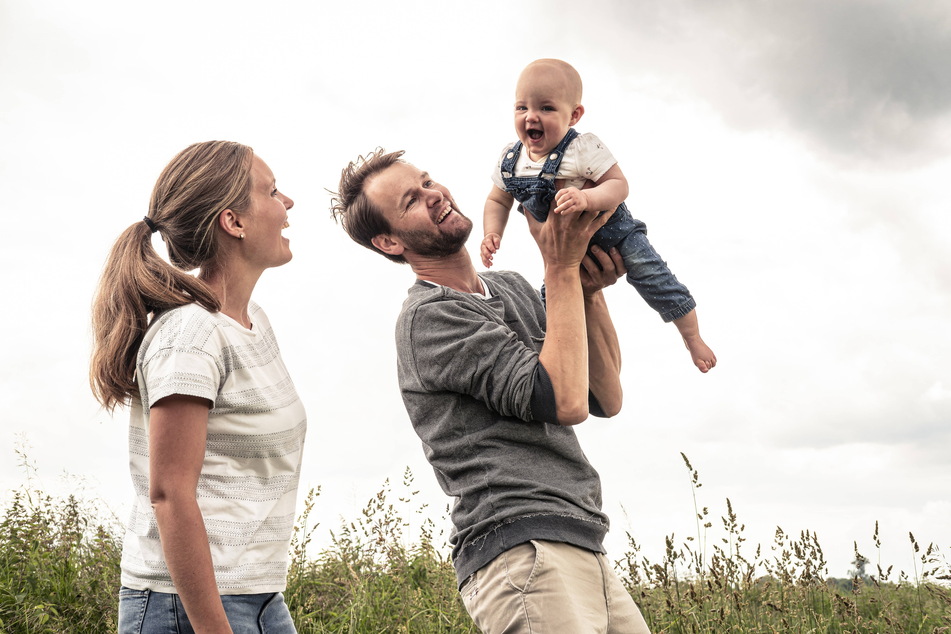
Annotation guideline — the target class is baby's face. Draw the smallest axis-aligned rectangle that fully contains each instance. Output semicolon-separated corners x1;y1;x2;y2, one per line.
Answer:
514;66;582;162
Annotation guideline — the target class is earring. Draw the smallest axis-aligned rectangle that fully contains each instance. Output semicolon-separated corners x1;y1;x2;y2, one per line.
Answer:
239;233;245;240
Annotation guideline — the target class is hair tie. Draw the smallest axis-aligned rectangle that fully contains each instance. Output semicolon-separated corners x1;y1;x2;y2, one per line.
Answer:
143;216;158;233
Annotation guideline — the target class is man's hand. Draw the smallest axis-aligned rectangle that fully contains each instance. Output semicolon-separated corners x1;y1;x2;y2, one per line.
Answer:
481;233;502;268
526;207;612;269
580;245;627;297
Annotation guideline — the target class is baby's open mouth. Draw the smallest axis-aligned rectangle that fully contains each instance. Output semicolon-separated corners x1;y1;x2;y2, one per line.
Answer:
527;129;543;140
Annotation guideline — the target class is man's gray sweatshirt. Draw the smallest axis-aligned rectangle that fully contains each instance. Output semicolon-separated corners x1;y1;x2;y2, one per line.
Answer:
395;270;610;587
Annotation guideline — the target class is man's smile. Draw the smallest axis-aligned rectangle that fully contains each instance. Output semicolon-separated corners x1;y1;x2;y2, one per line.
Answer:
436;205;454;224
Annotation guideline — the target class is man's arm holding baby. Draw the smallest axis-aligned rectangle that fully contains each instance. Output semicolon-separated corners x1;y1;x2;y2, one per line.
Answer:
579;245;626;417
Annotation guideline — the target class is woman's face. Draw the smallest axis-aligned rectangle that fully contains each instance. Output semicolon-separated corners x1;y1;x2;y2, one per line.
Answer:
240;155;295;269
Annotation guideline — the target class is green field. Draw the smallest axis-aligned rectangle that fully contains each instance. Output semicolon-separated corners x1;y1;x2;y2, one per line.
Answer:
2;456;948;633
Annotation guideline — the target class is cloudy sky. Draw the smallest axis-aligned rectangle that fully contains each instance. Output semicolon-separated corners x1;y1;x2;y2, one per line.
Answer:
2;0;949;579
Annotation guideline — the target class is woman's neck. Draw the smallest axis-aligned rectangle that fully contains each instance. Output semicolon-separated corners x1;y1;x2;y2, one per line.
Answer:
199;265;262;329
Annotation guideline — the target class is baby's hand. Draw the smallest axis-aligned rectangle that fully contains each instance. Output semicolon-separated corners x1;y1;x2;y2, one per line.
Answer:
481;233;502;268
553;187;589;215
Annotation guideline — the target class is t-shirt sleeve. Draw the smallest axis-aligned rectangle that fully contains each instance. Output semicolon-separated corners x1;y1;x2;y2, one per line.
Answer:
572;132;618;183
490;142;517;191
139;313;222;408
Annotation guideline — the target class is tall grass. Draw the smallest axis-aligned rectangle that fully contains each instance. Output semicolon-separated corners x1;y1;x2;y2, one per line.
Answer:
1;453;948;633
619;454;951;633
285;469;477;632
0;449;121;632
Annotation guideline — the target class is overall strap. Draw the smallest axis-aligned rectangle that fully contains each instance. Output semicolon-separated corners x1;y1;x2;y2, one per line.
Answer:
500;140;524;179
538;128;579;181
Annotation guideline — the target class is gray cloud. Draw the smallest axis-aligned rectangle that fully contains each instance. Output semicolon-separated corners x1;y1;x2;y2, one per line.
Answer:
576;0;951;168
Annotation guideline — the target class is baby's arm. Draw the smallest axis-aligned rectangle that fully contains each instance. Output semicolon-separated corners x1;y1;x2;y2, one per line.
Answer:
482;186;515;268
553;164;629;216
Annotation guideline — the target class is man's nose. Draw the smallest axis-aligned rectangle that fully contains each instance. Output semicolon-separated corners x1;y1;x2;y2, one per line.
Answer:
425;188;444;206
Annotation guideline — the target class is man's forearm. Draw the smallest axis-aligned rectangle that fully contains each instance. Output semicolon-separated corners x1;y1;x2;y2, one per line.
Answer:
538;264;589;425
529;205;616;425
585;289;623;417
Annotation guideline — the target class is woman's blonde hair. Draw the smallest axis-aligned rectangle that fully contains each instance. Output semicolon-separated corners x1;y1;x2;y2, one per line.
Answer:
90;140;253;410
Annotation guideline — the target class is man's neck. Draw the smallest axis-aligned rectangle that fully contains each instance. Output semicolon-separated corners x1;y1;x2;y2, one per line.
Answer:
409;250;484;294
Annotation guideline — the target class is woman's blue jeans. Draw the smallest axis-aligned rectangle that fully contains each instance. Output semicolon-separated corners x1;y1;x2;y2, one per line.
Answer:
118;587;297;633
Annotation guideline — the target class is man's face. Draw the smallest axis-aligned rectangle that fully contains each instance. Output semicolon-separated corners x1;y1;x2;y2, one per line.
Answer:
365;162;473;258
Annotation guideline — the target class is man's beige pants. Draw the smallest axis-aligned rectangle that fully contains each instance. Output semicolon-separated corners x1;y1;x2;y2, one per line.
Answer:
460;540;651;633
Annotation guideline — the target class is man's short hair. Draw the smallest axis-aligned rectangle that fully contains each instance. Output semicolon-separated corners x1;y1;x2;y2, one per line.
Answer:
330;148;407;264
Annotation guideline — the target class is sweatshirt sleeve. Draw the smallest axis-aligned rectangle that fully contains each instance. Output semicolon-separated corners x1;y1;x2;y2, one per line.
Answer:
397;296;543;422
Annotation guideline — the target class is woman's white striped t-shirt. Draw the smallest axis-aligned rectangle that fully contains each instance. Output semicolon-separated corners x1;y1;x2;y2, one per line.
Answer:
120;301;307;594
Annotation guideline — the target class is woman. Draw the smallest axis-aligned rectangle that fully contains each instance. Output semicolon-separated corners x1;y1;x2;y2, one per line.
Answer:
91;141;305;633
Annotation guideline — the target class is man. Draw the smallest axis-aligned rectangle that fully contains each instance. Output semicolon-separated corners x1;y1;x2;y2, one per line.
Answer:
331;149;651;633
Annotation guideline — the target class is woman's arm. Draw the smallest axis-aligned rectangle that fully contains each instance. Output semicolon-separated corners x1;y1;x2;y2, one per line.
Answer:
149;395;233;634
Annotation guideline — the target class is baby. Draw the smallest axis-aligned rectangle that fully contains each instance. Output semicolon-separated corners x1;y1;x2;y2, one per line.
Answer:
482;58;716;372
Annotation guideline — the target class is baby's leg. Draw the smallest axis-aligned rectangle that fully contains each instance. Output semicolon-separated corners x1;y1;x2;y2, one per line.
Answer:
673;309;717;373
615;225;716;372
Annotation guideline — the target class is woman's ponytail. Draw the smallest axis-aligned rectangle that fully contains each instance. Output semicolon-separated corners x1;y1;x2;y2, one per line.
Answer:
90;141;252;410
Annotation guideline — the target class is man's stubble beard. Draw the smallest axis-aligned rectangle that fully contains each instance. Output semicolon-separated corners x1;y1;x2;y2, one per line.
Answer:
397;216;474;258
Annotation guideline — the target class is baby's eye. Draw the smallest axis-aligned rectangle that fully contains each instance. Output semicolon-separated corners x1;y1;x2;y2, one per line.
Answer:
542;106;556;112
515;105;527;111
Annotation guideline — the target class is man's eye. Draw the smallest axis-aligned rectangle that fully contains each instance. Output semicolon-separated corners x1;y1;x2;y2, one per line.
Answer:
271;189;279;196
423;180;434;188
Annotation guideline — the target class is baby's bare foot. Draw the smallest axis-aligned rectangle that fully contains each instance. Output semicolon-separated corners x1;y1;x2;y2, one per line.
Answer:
684;335;716;373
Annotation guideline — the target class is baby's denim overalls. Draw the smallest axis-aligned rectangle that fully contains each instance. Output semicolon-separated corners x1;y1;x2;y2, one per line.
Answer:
500;128;696;322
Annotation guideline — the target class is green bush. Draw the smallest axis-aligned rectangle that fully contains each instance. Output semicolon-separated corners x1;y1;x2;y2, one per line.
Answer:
0;486;121;632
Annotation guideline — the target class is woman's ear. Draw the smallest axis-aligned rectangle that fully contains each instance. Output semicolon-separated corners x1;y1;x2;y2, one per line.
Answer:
371;233;405;257
218;208;245;239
